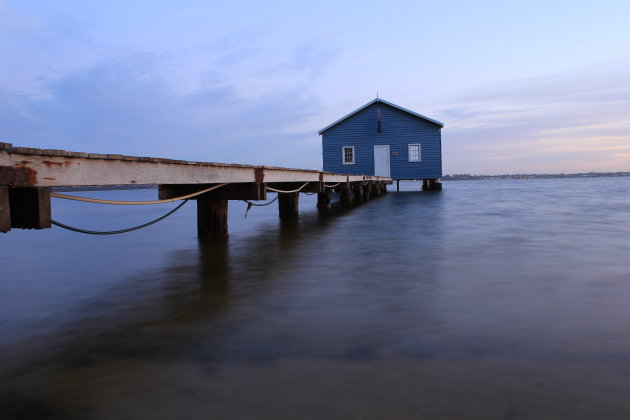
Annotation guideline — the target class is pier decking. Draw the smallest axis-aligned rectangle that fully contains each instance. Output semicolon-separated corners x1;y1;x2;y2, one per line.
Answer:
0;143;390;238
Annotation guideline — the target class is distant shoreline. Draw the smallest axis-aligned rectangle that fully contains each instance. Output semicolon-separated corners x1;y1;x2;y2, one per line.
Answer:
442;172;630;181
50;172;630;191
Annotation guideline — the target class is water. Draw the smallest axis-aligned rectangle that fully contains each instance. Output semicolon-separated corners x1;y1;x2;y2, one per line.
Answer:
2;178;630;419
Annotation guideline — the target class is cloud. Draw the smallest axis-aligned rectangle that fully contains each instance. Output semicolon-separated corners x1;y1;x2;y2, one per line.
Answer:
0;0;343;170
0;47;337;169
439;60;630;174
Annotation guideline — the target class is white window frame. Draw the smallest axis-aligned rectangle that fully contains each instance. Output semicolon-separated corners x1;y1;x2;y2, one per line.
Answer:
342;146;355;164
408;144;421;162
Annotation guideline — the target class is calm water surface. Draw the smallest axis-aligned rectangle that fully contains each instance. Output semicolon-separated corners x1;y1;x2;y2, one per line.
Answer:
2;178;630;419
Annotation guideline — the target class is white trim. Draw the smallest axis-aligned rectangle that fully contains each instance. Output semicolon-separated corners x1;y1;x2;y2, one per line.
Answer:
342;146;355;164
408;144;421;162
374;145;390;177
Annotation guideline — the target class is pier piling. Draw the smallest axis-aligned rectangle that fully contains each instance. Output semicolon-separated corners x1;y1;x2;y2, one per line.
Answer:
364;183;372;201
380;182;388;194
278;192;299;219
0;186;9;233
353;184;364;202
340;184;352;204
370;182;379;197
316;190;332;209
8;187;51;229
423;179;442;191
197;198;228;240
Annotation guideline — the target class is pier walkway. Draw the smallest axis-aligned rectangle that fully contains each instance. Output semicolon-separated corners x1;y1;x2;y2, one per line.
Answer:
0;143;390;238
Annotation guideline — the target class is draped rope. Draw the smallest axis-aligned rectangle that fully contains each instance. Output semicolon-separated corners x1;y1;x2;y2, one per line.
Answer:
265;182;310;194
50;184;227;205
51;200;189;235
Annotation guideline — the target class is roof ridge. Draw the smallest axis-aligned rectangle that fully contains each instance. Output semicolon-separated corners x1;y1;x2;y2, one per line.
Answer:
318;98;443;134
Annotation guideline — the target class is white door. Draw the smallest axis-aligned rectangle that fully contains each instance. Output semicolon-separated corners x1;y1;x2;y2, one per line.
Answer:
374;145;390;177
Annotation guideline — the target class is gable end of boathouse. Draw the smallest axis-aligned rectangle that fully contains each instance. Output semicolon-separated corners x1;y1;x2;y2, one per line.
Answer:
319;98;444;190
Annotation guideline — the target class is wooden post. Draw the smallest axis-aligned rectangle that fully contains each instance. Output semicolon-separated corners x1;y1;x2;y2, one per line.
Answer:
197;198;228;240
340;183;352;204
278;192;299;219
428;179;443;191
422;179;430;191
370;183;377;197
0;186;10;233
396;180;400;192
353;184;364;202
316;190;332;209
9;187;51;229
364;183;372;201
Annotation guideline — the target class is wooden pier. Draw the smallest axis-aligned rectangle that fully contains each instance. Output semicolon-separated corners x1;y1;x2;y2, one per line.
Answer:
0;143;390;238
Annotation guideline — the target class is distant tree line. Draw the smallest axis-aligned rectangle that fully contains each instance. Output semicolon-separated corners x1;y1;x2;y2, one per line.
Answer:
442;172;630;181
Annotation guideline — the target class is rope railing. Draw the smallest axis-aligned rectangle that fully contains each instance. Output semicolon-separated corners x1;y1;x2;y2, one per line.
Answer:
265;182;310;194
48;180;383;234
52;200;190;235
48;184;227;234
50;184;227;205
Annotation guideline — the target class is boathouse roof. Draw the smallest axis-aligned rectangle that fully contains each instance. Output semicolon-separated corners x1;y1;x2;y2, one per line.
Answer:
318;98;444;135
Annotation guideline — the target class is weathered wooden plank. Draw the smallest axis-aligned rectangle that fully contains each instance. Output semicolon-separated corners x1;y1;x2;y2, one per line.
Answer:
263;171;321;183
0;166;38;187
197;198;228;240
0;146;390;189
0;186;10;232
0;155;259;187
278;192;299;219
9;187;51;229
159;183;266;201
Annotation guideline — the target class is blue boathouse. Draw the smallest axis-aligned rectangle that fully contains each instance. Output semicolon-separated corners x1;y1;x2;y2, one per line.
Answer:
319;98;444;190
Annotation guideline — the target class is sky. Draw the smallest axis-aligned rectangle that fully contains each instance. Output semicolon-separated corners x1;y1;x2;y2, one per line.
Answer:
1;0;629;175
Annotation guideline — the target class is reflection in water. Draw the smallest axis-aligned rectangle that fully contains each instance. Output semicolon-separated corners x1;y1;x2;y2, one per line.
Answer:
1;179;630;419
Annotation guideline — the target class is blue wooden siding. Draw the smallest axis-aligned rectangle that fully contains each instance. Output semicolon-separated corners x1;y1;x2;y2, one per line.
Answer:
321;102;442;179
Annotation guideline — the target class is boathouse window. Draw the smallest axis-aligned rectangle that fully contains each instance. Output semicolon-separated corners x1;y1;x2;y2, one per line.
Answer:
342;146;355;164
408;144;421;162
